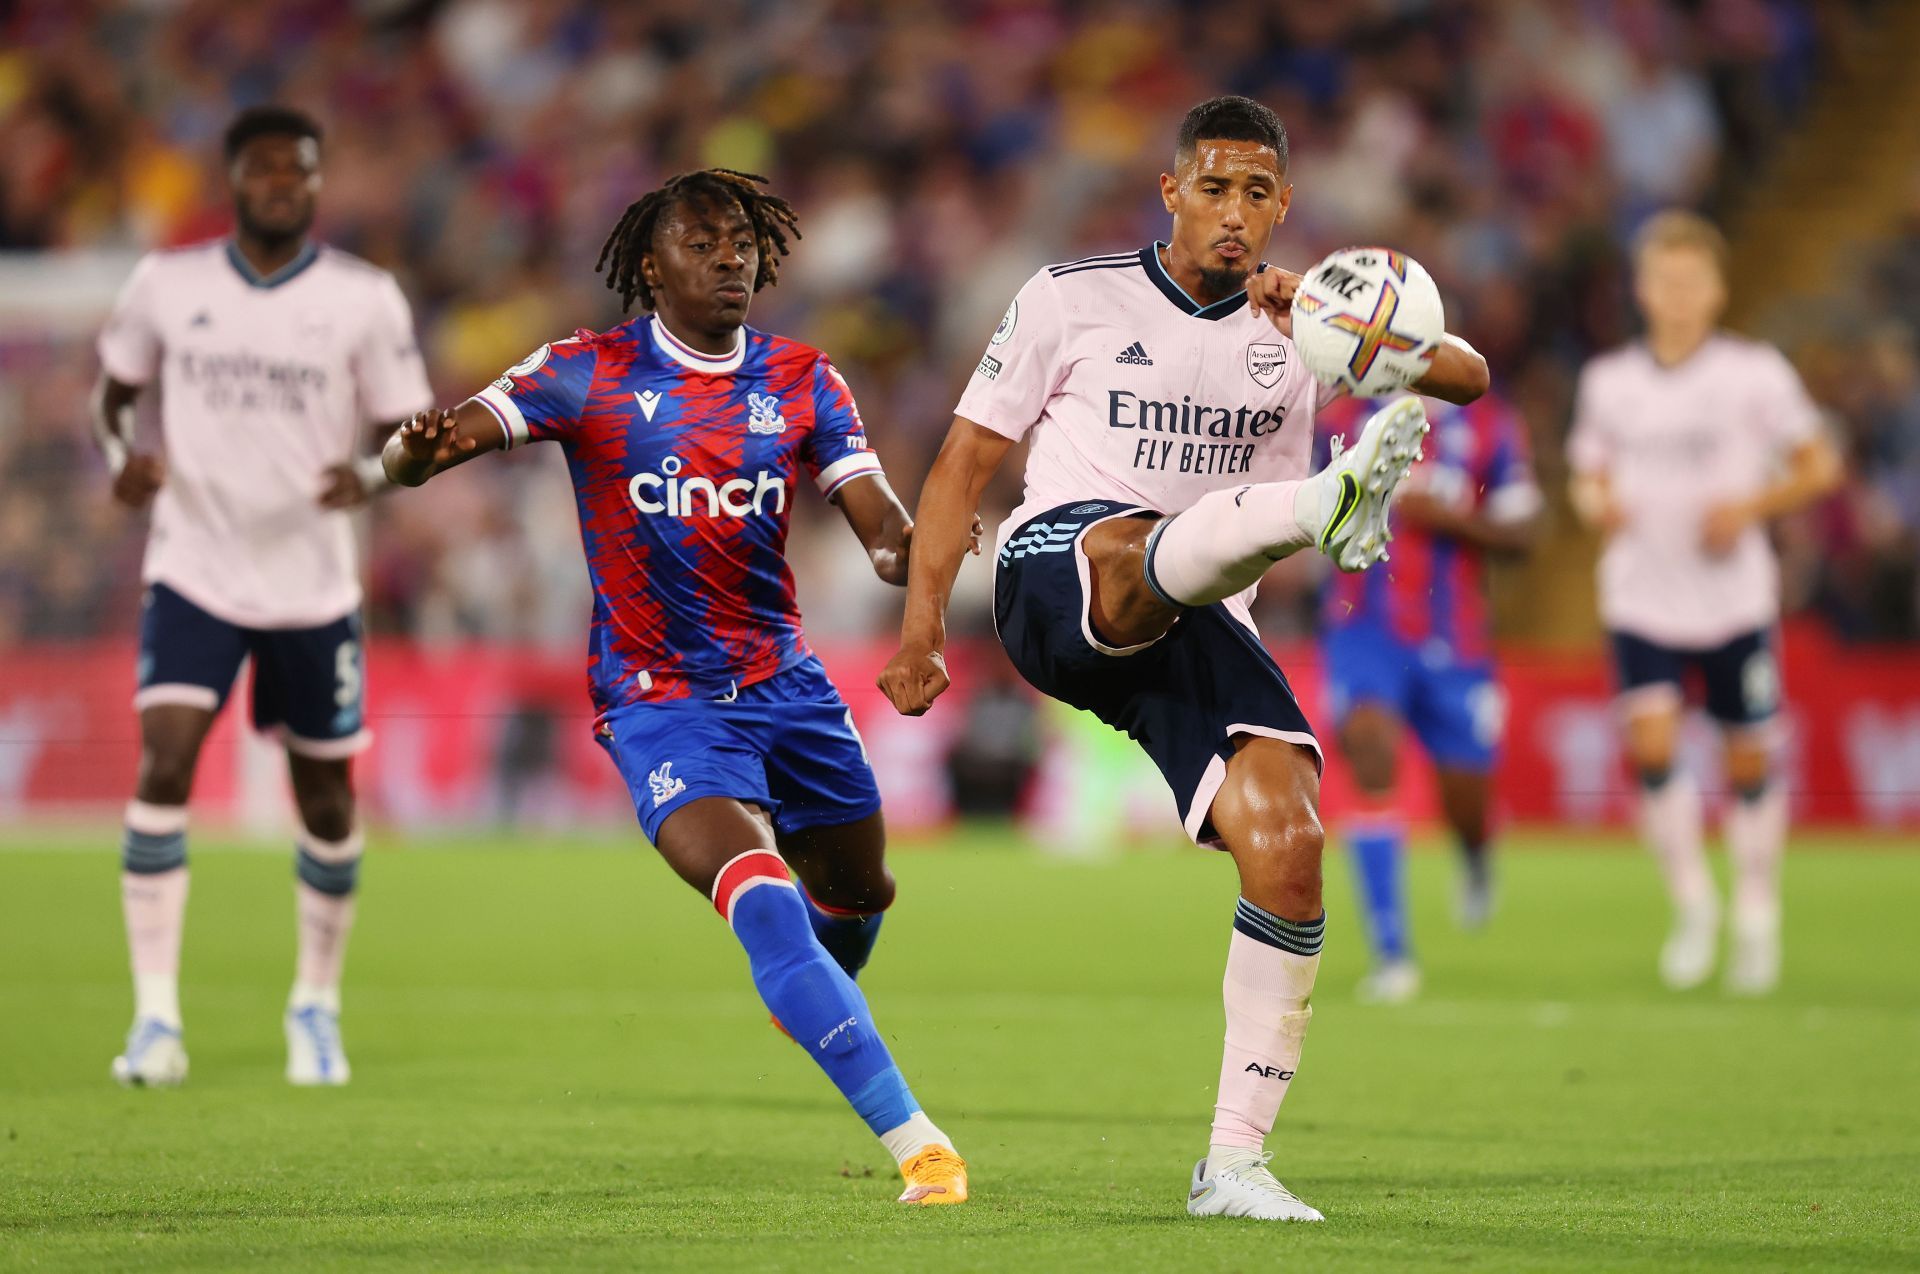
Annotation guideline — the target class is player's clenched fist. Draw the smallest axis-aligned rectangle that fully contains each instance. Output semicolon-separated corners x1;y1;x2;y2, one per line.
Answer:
111;452;167;509
878;646;951;716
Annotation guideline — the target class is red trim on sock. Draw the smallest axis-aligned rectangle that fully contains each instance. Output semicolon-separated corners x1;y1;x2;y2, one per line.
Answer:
712;851;791;921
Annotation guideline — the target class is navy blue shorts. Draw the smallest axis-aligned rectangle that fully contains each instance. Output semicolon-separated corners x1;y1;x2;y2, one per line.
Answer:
134;581;369;757
596;655;883;845
1321;621;1504;772
1609;627;1780;728
994;500;1320;844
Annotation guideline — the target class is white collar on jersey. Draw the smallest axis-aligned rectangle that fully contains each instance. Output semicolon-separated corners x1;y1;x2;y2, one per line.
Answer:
650;315;746;374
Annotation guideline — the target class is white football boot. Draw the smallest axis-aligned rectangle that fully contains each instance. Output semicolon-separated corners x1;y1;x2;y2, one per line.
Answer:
285;1003;352;1086
1727;905;1781;996
1659;896;1720;990
1307;396;1430;572
1187;1150;1325;1222
1356;958;1423;1005
112;1018;188;1087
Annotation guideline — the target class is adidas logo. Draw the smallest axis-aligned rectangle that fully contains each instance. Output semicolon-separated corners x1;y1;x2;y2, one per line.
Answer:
1115;341;1153;366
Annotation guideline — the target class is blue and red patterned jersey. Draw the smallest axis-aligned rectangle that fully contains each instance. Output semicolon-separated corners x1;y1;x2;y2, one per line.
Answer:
472;315;884;720
1319;393;1539;662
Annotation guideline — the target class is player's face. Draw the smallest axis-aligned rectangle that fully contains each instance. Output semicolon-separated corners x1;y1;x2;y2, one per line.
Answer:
229;134;321;243
1634;245;1726;335
1160;139;1290;295
644;199;758;333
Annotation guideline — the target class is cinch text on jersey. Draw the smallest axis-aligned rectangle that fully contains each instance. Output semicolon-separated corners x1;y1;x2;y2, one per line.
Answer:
627;456;788;519
1107;389;1287;438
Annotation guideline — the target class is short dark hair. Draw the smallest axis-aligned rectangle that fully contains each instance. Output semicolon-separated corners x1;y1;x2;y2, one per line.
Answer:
223;106;323;163
1175;95;1288;171
595;169;801;313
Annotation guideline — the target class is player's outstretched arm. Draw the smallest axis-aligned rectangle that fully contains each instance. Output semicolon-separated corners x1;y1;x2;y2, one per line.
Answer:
878;418;1013;716
381;403;505;487
833;473;984;587
90;373;166;509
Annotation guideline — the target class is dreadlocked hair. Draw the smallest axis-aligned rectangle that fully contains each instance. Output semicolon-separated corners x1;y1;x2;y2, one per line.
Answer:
595;168;802;313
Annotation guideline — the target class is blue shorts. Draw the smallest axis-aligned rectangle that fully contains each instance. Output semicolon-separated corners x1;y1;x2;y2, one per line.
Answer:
1610;628;1780;728
135;581;369;757
597;655;883;845
993;500;1320;845
1321;621;1504;772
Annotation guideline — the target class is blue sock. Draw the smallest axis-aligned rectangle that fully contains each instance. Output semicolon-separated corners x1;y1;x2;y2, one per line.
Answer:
801;890;885;980
1348;819;1409;962
729;881;918;1136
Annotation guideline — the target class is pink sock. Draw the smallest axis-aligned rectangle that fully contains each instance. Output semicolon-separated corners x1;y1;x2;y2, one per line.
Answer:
1640;775;1711;911
295;882;358;993
1211;929;1320;1149
1726;785;1786;925
122;801;190;1025
1144;480;1312;607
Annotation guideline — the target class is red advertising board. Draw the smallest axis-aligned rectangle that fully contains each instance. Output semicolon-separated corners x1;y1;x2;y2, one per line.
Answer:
2;625;1916;831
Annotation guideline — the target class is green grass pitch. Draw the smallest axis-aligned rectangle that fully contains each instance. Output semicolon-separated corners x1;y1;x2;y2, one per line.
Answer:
2;828;1917;1272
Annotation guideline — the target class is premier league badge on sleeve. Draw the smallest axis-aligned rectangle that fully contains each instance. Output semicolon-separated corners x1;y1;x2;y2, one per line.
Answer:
991;300;1018;346
1247;342;1287;388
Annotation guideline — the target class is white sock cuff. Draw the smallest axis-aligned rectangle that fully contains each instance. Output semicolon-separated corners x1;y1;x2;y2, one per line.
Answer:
878;1111;951;1166
126;801;189;835
296;828;365;864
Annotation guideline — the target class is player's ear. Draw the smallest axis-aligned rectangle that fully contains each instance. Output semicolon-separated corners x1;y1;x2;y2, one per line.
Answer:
1274;182;1293;224
1159;170;1179;214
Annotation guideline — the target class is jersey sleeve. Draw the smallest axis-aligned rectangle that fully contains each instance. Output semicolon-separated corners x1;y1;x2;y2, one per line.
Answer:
97;255;163;385
353;274;434;421
1478;399;1544;524
469;338;597;448
953;269;1069;441
803;357;885;498
1564;362;1612;476
1753;345;1822;452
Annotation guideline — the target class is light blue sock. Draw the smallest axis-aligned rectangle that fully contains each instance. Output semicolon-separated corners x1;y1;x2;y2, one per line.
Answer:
1349;820;1410;962
730;883;918;1135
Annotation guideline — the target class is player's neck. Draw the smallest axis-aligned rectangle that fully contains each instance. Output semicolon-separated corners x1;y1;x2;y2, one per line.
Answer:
654;309;743;358
233;231;309;280
1159;242;1245;308
1645;325;1714;369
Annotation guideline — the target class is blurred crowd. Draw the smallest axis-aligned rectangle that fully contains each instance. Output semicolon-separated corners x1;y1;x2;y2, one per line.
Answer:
1;0;1916;647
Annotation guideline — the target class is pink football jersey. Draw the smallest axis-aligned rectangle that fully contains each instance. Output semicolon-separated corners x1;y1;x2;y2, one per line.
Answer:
97;240;432;627
1567;334;1822;647
957;245;1329;623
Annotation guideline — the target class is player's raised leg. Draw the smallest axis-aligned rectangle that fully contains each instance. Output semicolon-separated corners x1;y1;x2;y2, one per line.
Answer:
656;798;965;1204
1189;738;1326;1222
284;753;361;1085
778;812;893;981
1621;685;1717;989
1141;397;1429;615
114;701;217;1087
1337;703;1419;1003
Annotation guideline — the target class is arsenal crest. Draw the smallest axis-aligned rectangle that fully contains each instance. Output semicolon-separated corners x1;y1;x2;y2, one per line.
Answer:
1247;342;1286;388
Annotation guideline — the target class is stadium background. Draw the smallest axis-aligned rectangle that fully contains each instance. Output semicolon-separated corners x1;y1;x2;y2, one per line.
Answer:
4;4;1920;1271
4;0;1919;834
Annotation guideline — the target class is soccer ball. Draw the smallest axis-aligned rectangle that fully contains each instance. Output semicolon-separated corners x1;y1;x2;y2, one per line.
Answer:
1290;247;1445;397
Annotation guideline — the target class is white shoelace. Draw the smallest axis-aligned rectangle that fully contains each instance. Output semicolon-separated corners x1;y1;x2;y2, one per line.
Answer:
1217;1151;1306;1204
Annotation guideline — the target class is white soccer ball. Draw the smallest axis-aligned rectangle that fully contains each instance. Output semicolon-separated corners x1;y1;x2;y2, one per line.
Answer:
1290;247;1445;397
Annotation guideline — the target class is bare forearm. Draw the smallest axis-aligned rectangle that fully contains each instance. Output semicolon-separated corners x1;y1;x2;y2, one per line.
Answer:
1751;441;1842;520
90;377;139;473
900;465;978;649
1413;333;1490;405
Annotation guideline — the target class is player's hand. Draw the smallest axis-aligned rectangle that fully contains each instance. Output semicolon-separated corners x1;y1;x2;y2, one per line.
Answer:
317;462;371;510
1701;500;1753;556
1245;267;1302;338
111;452;166;509
1391;489;1456;532
878;645;951;716
398;407;477;468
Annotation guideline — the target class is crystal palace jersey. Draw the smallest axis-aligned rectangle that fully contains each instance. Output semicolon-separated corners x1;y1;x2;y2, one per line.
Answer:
97;239;432;627
957;244;1332;626
1320;393;1539;662
472;316;883;719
